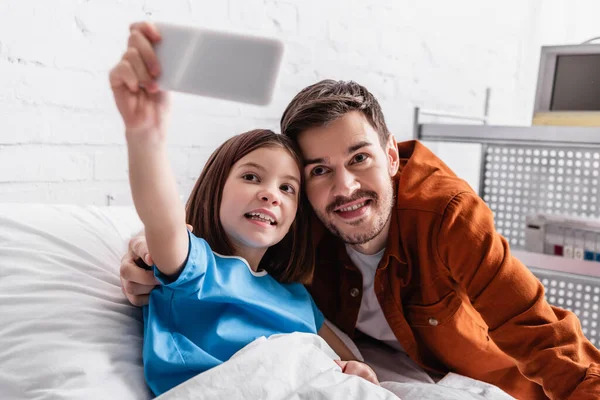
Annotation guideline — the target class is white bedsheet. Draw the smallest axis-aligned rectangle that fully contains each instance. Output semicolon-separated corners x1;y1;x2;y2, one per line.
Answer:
381;375;515;400
0;204;150;400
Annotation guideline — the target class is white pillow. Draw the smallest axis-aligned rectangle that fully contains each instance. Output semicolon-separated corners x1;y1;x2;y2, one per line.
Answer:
0;204;151;400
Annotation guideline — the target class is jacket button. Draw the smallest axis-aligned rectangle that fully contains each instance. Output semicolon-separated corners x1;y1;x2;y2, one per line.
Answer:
350;288;360;297
428;317;439;326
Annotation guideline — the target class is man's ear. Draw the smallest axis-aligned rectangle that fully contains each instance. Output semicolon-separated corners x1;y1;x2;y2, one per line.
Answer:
386;134;400;176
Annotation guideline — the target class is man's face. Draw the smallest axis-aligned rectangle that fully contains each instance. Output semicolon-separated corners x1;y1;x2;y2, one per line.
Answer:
297;111;400;246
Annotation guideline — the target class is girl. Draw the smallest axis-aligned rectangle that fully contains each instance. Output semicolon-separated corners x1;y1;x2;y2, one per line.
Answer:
109;22;377;396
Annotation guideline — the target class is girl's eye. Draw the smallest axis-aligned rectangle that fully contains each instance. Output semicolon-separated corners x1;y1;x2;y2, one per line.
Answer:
280;184;296;194
242;173;259;182
352;153;368;163
311;166;328;176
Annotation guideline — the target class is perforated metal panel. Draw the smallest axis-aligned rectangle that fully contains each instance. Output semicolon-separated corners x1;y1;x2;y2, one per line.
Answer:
530;267;600;347
416;121;600;349
482;145;600;249
482;145;600;348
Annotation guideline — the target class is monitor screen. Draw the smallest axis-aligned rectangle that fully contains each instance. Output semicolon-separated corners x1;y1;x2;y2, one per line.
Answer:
551;54;600;111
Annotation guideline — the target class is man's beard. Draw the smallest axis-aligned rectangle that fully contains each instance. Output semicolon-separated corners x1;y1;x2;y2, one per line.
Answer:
315;182;395;245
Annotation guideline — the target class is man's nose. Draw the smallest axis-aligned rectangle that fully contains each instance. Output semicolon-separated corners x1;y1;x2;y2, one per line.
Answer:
332;169;360;197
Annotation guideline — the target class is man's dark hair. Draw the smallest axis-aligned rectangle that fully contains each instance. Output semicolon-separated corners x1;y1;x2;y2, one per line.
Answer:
280;79;390;146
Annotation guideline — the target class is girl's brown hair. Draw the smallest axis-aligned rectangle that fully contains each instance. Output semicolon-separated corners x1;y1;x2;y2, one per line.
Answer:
185;129;314;284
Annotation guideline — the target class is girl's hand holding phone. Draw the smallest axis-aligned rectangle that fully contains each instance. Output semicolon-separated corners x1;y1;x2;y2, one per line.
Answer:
109;22;170;144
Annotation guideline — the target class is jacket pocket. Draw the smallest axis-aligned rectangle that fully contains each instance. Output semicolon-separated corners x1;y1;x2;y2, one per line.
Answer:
404;290;465;327
404;290;501;373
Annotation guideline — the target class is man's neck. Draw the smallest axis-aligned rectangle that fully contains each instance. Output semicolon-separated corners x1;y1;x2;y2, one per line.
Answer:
349;217;391;255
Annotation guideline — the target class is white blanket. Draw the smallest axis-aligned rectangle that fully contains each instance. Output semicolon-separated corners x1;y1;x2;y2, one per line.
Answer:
156;332;515;400
156;332;399;400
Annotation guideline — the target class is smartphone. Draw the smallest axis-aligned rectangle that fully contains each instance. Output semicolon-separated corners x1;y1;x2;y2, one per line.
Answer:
153;22;285;106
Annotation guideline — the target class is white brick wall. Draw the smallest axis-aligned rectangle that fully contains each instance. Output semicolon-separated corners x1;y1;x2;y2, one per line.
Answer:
1;0;597;205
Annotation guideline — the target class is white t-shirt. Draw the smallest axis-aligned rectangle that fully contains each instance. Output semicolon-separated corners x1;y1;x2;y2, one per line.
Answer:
346;244;405;352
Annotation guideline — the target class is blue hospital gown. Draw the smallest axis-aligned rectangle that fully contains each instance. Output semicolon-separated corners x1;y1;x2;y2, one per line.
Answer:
142;231;324;396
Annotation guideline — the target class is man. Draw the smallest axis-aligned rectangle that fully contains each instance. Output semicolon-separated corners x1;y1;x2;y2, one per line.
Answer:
121;80;600;399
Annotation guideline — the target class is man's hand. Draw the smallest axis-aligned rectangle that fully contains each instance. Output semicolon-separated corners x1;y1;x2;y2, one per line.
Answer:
334;360;380;386
120;233;159;307
120;224;193;306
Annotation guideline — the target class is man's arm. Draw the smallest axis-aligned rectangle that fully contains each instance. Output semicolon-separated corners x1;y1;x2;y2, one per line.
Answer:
437;191;600;399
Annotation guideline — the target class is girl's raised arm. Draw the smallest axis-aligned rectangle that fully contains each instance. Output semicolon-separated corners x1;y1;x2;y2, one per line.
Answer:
109;21;189;277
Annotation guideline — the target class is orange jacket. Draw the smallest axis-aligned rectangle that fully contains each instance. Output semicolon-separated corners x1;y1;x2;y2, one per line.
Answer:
309;140;600;399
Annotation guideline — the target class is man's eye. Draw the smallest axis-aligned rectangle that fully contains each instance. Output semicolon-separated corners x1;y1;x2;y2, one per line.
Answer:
242;173;259;182
280;184;296;194
311;166;328;176
353;153;368;163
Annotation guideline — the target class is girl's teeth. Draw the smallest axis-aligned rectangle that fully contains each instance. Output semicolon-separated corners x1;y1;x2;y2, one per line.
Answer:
247;212;275;224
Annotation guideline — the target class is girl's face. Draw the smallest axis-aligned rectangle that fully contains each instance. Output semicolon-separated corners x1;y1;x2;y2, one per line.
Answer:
220;146;301;261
